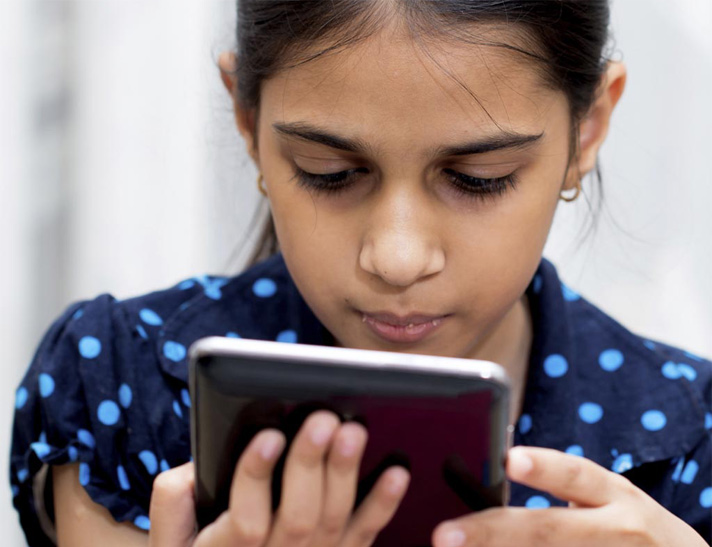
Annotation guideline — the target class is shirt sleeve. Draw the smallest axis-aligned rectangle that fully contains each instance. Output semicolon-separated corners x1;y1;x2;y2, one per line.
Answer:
9;295;162;546
667;431;712;544
667;355;712;545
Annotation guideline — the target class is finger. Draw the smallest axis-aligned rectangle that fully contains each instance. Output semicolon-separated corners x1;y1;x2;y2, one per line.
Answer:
341;466;410;547
311;422;369;545
267;410;341;546
506;446;627;507
432;507;604;547
195;429;285;547
148;462;197;547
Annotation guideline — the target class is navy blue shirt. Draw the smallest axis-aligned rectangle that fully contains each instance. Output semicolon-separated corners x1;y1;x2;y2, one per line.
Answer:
10;255;712;545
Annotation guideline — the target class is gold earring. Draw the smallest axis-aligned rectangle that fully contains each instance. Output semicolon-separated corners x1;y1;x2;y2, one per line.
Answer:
257;173;267;197
559;180;581;202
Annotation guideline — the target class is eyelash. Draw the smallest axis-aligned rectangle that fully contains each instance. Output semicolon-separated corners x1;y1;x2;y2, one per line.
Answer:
294;167;518;202
442;168;518;201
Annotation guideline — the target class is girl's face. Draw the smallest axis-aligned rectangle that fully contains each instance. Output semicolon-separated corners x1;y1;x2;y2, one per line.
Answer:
234;25;616;360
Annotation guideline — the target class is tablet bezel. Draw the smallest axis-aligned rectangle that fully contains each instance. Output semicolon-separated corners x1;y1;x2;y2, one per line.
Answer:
188;336;514;534
188;336;512;386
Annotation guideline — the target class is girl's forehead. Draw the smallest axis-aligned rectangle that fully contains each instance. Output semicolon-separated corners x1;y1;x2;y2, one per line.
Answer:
260;25;565;141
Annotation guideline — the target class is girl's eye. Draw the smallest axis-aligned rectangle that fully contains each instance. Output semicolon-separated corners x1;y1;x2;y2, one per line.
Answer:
294;167;368;194
442;168;518;202
294;166;518;201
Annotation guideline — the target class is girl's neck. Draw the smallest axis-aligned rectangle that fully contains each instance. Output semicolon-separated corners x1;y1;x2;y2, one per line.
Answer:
465;295;533;426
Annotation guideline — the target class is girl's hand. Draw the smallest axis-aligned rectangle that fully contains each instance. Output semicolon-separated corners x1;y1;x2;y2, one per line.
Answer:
148;410;410;547
432;446;707;547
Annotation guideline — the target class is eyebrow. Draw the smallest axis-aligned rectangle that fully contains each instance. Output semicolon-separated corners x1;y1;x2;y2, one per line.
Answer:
273;122;372;154
435;132;544;156
272;121;544;157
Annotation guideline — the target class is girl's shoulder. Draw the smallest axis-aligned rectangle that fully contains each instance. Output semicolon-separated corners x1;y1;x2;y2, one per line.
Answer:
516;258;711;538
530;257;711;412
527;258;711;452
10;253;323;544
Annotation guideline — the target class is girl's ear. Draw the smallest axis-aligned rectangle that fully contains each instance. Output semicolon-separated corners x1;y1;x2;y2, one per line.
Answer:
218;51;260;167
565;61;627;188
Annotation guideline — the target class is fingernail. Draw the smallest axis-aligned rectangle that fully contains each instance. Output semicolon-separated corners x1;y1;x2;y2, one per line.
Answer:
509;447;533;476
259;433;282;460
386;468;409;495
310;422;333;446
438;527;466;547
339;436;358;457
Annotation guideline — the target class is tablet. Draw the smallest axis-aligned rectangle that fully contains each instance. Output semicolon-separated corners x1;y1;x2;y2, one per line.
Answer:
188;337;512;546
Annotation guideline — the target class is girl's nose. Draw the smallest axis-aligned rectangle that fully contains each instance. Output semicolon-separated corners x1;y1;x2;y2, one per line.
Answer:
358;190;445;287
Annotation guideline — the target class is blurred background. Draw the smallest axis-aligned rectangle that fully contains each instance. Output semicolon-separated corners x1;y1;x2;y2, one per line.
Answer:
1;0;710;543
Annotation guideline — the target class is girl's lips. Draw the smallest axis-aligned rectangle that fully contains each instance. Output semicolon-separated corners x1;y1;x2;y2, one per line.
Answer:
361;312;447;344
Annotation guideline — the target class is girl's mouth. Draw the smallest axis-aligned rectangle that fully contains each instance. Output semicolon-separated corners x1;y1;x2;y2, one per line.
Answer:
360;312;447;344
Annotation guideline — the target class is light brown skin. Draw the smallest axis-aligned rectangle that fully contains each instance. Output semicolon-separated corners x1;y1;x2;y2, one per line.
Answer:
52;21;707;547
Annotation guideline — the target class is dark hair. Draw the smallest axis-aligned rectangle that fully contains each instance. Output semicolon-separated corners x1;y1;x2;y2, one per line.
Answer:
231;0;612;265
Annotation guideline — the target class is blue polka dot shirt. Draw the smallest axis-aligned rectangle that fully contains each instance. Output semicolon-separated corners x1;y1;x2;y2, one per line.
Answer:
10;255;712;545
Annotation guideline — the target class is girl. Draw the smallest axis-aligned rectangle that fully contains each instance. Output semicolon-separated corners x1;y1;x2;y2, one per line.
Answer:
10;1;711;546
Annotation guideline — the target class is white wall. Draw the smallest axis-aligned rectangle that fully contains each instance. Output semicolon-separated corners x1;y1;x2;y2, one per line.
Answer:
1;0;710;543
2;3;41;544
